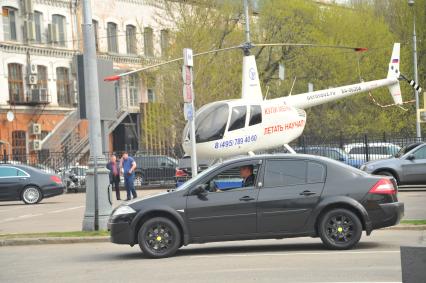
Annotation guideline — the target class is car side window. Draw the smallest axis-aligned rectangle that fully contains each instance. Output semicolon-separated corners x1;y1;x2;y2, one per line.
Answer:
349;147;365;155
263;160;306;188
0;167;19;177
307;162;326;183
413;146;426;159
17;169;27;176
203;163;259;192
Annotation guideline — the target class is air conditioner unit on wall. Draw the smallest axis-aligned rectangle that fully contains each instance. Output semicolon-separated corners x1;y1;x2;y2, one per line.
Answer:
30;140;42;151
27;74;38;85
25;20;36;41
29;123;42;135
30;63;37;74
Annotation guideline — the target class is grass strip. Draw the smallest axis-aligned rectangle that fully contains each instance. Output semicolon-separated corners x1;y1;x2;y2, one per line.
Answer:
0;230;109;239
400;219;426;225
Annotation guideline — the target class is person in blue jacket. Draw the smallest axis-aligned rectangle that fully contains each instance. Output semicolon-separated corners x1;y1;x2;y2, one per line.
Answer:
120;152;137;201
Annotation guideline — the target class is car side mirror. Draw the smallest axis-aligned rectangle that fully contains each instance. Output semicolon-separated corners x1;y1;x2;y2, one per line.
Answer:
407;154;415;161
191;184;208;196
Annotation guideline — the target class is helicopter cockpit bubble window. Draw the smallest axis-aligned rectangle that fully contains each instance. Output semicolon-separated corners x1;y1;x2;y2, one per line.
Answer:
195;103;229;143
249;105;262;126
228;106;247;132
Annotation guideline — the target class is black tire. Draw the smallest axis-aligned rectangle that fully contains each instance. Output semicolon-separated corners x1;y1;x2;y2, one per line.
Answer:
318;208;362;250
21;186;43;204
138;217;181;258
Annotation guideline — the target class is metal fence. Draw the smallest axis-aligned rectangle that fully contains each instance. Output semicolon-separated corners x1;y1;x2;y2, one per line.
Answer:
1;135;425;190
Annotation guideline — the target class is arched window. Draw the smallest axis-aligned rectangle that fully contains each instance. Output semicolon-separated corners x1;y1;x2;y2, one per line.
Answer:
128;74;139;107
160;29;169;57
126;25;137;54
2;6;17;41
52;14;66;46
8;63;24;103
144;27;153;57
107;22;118;53
34;11;43;43
56;67;71;106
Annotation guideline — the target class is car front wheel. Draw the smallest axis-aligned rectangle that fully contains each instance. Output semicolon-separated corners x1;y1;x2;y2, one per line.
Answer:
318;208;362;250
22;186;43;204
138;217;181;258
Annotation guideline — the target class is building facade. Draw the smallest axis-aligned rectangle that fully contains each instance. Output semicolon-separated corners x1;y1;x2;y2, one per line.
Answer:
0;0;170;162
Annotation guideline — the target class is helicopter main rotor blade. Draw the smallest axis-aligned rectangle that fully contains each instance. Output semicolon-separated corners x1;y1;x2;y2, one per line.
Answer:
104;45;244;81
252;43;368;52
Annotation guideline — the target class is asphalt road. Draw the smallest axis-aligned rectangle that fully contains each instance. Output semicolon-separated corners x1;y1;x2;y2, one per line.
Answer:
0;230;424;283
0;190;425;234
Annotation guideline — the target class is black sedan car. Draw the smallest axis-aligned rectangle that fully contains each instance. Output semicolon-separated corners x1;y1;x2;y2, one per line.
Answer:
108;154;404;258
0;164;64;204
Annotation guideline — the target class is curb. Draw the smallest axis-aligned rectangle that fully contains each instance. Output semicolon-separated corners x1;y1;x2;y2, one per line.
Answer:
0;236;109;247
384;225;426;231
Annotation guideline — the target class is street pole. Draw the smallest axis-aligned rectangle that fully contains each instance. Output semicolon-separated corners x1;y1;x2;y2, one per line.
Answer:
409;0;421;139
81;0;112;231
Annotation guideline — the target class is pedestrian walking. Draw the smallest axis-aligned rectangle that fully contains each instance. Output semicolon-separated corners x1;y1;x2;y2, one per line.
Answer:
120;152;137;200
106;154;121;200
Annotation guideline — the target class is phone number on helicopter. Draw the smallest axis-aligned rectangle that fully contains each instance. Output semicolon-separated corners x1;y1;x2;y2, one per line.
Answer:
214;135;258;149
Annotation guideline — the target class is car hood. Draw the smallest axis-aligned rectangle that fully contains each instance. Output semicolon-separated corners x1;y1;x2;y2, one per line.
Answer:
363;157;398;168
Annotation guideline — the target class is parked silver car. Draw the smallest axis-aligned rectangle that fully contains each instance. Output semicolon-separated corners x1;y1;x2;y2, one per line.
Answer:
360;142;426;185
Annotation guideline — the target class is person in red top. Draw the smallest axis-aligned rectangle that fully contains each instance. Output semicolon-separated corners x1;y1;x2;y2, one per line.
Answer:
106;154;121;200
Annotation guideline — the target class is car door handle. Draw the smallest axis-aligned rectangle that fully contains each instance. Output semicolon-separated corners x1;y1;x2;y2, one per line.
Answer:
239;196;255;201
299;190;317;196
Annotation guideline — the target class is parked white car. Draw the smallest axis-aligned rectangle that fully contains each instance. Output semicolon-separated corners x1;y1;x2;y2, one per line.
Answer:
344;143;401;161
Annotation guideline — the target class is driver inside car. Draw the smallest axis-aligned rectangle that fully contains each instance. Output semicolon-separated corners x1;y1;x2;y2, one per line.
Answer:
213;165;255;192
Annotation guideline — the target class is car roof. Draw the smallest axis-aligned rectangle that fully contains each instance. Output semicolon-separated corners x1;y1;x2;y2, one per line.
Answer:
345;142;400;148
221;153;342;166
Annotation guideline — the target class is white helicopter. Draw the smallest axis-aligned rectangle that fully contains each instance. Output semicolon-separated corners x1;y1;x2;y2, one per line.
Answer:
105;1;421;160
180;42;404;159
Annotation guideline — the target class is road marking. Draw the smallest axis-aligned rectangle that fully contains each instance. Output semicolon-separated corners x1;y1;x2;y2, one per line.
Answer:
189;250;399;259
0;213;44;224
48;206;84;214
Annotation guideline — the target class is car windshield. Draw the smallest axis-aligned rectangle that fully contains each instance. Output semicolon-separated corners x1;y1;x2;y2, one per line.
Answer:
176;161;223;191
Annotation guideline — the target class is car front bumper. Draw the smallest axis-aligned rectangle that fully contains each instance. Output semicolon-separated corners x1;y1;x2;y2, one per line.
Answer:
368;201;404;230
108;218;134;245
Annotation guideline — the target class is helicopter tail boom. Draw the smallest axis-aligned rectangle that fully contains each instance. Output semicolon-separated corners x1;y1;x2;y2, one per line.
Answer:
281;43;403;108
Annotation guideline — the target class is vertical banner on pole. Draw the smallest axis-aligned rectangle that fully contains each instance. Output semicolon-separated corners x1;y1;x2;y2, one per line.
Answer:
183;48;198;177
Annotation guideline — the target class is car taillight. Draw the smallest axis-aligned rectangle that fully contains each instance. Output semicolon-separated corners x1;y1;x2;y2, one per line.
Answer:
369;178;396;195
51;175;62;185
175;169;188;177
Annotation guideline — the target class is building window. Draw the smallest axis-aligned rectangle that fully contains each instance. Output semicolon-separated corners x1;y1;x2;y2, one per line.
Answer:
128;75;139;107
52;14;66;46
144;27;154;57
34;11;43;43
126;25;137;54
8;63;24;103
32;65;48;102
107;22;118;53
147;89;155;102
56;67;71;106
12;131;27;162
92;20;99;51
160;29;169;57
2;7;17;41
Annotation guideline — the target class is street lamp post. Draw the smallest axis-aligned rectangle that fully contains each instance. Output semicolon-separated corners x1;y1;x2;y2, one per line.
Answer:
81;0;112;231
408;0;421;139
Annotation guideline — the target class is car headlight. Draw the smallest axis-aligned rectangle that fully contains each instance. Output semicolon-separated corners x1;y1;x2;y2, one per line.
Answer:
112;205;136;217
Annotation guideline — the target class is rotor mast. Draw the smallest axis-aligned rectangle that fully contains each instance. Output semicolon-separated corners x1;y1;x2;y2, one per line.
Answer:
243;0;252;56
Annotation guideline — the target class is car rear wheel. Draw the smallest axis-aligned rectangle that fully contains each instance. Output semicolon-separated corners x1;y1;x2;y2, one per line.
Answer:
318;208;362;250
138;217;181;258
22;186;42;204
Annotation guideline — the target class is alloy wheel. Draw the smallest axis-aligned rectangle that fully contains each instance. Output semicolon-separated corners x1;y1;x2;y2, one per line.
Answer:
23;187;41;204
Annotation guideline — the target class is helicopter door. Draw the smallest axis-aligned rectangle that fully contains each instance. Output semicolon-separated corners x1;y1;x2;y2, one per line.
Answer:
194;103;229;143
